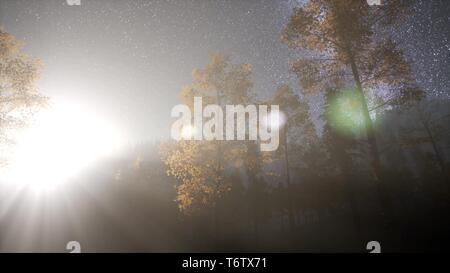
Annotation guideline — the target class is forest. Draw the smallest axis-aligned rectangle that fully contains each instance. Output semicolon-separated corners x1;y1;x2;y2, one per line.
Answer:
0;0;449;252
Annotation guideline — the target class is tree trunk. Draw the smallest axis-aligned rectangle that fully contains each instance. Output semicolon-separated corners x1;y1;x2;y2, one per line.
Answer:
246;141;260;247
347;51;395;226
420;117;450;195
282;125;296;235
333;136;363;245
423;121;446;176
325;88;363;247
213;89;223;246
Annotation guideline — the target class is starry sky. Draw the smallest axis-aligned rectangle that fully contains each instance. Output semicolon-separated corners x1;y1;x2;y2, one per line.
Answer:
0;0;449;142
395;0;450;98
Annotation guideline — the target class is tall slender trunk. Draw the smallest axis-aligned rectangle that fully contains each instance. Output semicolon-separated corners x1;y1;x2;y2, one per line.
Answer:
213;89;223;245
422;121;446;176
333;136;363;244
326;88;363;243
282;125;296;234
347;51;394;225
213;199;220;245
246;141;260;247
249;174;260;247
213;142;221;244
420;116;450;195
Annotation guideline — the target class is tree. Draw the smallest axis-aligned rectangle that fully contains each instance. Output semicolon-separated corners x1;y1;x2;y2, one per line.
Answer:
400;99;450;190
0;28;47;165
322;88;363;242
161;140;225;213
281;0;421;222
161;53;254;241
267;84;317;234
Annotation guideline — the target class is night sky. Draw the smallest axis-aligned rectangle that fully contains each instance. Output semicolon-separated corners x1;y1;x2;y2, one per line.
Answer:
0;0;449;142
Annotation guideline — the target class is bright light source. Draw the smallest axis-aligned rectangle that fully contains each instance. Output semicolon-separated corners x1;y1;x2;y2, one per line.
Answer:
1;100;125;192
180;125;196;140
261;109;286;131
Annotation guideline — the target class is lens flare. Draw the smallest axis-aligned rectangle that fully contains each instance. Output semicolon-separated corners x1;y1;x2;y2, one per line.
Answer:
327;90;366;137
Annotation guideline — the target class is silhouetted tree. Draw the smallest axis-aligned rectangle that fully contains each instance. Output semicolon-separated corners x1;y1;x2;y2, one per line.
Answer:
268;84;317;234
282;0;421;223
400;99;450;190
161;53;254;242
